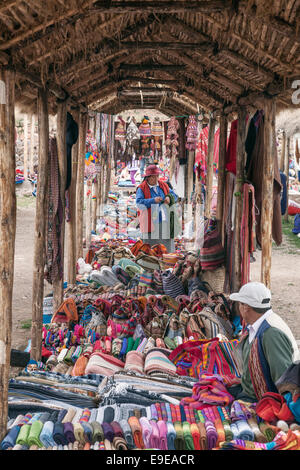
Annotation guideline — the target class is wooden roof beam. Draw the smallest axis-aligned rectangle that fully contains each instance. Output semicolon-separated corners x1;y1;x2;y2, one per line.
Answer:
53;15;158;81
0;0;101;50
118;41;211;50
91;1;228;13
118;64;186;72
164;15;275;82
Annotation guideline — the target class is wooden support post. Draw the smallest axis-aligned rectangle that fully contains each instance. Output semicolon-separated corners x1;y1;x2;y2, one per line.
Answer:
261;98;276;288
0;67;16;441
30;113;35;174
280;130;286;173
85;180;92;249
92;176;98;231
53;100;67;312
233;106;247;292
75;111;88;261
31;88;49;361
186;150;195;223
204;115;216;218
23;114;29;179
284;136;290;223
216;113;228;240
66;110;79;285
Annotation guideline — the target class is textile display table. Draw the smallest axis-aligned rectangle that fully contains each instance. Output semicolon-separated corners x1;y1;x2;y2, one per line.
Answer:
3;239;300;451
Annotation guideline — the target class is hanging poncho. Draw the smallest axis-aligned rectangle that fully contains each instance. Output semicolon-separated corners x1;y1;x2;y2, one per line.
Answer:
186;115;198;151
165;116;179;158
152;117;163;152
115;116;126;152
139;117;152;151
126;118;140;145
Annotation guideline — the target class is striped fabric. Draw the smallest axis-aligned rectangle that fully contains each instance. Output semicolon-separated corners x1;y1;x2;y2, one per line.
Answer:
161;271;185;299
144;348;177;376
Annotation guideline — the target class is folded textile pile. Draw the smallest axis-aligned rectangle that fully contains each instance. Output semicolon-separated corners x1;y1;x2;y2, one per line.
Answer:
144;348;177;376
180;373;235;408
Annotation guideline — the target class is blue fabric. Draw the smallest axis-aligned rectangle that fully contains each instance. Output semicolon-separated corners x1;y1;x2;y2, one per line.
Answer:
292;213;300;234
284;392;300;424
0;425;20;450
280;171;287;215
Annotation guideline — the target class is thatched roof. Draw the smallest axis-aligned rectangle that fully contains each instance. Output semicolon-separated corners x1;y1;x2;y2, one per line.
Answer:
1;0;300;116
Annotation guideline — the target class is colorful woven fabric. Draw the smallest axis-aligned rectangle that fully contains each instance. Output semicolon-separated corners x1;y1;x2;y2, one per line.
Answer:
128;416;145;449
256;392;294;424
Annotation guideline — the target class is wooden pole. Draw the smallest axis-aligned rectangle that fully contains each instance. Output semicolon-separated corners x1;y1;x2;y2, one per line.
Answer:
261;98;276;288
284;136;290;223
85;179;92;248
186;150;195;223
233;106;247;292
0;67;16;441
216;113;228;239
52;100;67;312
280;130;286;172
31;88;49;361
23;113;29;179
66;109;79;285
204;115;216;218
75;111;88;261
29;113;35;174
92;176;98;231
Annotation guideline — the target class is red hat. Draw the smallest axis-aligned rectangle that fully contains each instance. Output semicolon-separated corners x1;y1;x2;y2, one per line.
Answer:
145;164;161;177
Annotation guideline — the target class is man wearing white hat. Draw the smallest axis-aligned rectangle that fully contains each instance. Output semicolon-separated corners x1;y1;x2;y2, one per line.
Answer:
229;281;300;402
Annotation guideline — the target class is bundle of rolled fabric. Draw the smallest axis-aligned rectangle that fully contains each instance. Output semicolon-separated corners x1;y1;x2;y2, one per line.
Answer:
119;419;135;449
174;422;185;450
157;420;168;450
144;348;177;376
182;373;234;408
1;425;21;450
124;351;145;375
182;421;194;450
85;351;125;376
256;392;294;424
128;416;144;449
166;422;176;450
149;420;160;449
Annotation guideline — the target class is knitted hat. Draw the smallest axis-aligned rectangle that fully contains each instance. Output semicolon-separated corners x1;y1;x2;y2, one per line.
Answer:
144;164;161;176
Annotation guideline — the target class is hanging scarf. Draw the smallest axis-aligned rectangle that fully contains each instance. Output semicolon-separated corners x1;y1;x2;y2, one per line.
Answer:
45;137;63;284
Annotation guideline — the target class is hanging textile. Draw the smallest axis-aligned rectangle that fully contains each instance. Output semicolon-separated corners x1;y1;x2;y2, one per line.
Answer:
66;112;79;191
126;117;140;146
115;116;126;153
45;137;64;284
240;183;255;286
194;126;220;183
246;111;282;247
124;117;140;160
166;116;180;179
186;115;198;151
223;172;236;294
225;120;238;175
139;116;152;153
151;117;164;159
85;129;99;179
296;139;300;165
